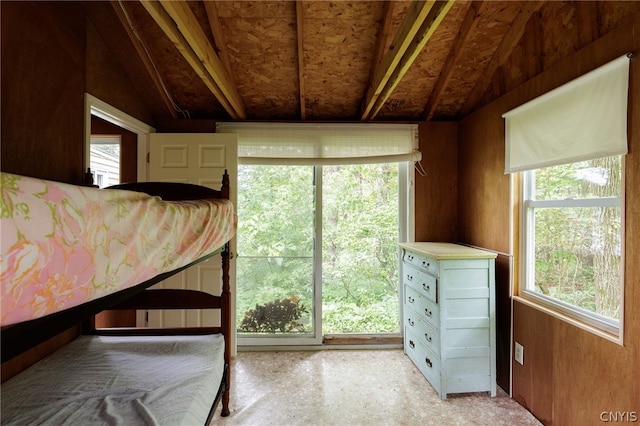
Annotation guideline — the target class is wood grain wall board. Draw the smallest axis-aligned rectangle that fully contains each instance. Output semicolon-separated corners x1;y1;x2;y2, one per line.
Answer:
494;253;512;393
414;122;457;243
458;104;511;253
553;320;637;425
512;301;554;424
85;20;155;127
83;1;167;123
1;1;85;183
1;326;80;383
458;10;640;424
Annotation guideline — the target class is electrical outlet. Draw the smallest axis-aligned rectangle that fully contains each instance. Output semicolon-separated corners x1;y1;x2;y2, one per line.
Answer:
515;342;524;365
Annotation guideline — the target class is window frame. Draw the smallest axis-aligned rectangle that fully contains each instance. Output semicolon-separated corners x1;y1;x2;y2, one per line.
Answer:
236;162;413;347
517;158;625;343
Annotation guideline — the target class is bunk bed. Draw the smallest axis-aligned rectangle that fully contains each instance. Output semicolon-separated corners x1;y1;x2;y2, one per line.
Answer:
0;171;236;425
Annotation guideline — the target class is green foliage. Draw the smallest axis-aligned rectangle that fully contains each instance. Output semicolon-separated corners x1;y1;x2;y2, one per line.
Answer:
239;296;309;334
236;163;400;336
532;156;621;319
321;164;399;333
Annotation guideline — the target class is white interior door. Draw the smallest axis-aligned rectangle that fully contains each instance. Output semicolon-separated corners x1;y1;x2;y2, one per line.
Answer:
146;133;237;331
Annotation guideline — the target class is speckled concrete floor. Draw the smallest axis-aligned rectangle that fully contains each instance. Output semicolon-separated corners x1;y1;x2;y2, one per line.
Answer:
213;349;541;426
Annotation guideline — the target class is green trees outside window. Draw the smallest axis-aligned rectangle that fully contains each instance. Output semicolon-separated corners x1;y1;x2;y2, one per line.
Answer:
236;163;400;337
525;155;622;327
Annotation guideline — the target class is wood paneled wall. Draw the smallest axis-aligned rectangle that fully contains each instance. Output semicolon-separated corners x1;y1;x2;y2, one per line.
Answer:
415;122;458;242
1;2;85;182
1;1;156;376
1;1;155;183
457;12;640;425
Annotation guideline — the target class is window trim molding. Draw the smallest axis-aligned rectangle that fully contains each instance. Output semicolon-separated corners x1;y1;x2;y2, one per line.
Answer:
516;160;626;345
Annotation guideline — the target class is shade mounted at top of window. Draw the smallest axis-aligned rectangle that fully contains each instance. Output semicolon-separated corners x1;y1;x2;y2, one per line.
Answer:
503;54;631;174
215;122;420;165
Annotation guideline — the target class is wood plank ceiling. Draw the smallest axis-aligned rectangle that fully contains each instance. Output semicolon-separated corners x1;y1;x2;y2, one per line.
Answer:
89;1;640;123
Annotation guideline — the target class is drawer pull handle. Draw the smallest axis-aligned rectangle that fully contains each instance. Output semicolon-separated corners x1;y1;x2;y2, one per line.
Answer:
425;357;433;368
424;308;432;317
424;333;432;342
407;254;414;261
408;318;415;326
422;283;430;292
422;261;430;268
409;340;415;349
407;274;413;281
408;296;415;303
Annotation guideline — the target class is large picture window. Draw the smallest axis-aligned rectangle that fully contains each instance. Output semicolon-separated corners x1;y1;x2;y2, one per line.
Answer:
520;156;623;336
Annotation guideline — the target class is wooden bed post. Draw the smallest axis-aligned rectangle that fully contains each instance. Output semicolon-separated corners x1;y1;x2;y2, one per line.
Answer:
221;169;230;200
220;169;231;417
221;242;231;416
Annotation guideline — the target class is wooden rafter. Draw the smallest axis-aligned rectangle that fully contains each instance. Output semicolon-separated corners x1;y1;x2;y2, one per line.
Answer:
368;1;395;84
296;1;306;120
140;0;246;119
202;1;234;80
110;1;177;119
423;1;487;121
459;1;544;117
361;0;454;121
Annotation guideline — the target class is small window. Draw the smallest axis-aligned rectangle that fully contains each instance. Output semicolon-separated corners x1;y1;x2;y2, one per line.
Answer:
520;155;624;338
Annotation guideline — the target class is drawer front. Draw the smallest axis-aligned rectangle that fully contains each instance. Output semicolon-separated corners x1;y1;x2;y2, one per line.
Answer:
416;315;440;355
405;326;441;389
405;285;440;329
402;249;439;276
403;263;438;303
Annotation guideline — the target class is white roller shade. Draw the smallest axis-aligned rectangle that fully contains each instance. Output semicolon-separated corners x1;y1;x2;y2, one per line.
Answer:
216;122;420;165
503;55;630;173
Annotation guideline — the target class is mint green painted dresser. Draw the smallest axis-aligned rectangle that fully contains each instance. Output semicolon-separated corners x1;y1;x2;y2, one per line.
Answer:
399;242;497;400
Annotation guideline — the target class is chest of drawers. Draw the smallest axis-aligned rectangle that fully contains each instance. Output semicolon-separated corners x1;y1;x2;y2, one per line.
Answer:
399;242;497;400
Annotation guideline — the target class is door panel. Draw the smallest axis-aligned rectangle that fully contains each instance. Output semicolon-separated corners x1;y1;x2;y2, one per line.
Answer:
147;133;237;329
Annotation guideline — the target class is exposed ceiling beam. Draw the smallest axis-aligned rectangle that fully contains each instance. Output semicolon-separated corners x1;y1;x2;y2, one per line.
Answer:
361;0;437;121
459;1;544;117
368;1;395;84
423;1;486;121
296;1;307;120
361;0;454;121
202;1;234;80
140;0;246;119
110;1;177;119
159;0;245;119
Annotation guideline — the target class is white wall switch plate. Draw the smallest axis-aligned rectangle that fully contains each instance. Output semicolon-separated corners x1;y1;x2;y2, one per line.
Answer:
515;342;524;365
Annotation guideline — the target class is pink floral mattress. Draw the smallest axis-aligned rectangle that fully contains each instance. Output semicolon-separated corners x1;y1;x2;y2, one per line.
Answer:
0;172;236;326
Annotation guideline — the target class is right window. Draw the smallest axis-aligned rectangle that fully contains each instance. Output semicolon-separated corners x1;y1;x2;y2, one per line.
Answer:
521;155;624;337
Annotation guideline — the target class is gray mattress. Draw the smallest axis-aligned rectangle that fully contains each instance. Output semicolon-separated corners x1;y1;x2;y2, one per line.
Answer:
1;334;225;425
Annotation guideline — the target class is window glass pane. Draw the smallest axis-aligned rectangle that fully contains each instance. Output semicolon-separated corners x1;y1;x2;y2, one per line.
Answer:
532;206;621;320
322;163;400;333
236;165;315;336
534;156;621;200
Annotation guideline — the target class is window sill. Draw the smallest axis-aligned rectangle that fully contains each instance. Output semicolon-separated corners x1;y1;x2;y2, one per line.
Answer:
513;295;623;346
